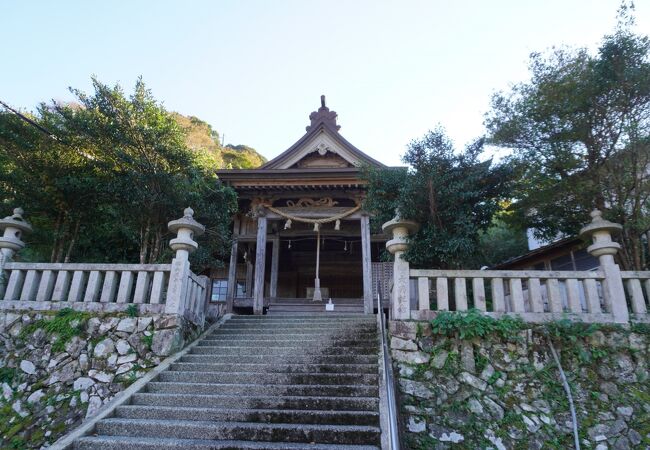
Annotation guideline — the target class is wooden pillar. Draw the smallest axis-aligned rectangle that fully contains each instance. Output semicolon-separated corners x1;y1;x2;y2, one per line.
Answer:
225;237;238;312
245;246;253;299
360;215;373;314
270;236;280;299
253;215;268;315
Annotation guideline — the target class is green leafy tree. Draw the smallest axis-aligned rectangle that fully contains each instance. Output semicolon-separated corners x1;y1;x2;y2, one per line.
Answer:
0;107;102;262
364;127;512;268
1;77;238;270
485;7;650;270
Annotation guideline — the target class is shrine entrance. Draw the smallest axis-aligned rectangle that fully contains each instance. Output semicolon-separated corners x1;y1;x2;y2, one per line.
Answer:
215;96;391;314
274;235;364;300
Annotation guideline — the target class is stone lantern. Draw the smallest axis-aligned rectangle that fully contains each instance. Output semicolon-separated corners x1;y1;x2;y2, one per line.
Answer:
0;208;32;295
165;207;205;316
382;213;419;320
0;208;32;261
167;207;205;260
579;209;628;323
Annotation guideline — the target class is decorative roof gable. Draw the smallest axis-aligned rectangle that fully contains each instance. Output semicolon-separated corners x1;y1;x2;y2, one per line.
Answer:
261;96;385;170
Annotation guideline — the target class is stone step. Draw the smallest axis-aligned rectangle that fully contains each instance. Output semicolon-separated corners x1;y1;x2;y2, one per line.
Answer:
189;346;377;356
224;315;374;320
267;305;363;317
115;405;379;426
94;418;381;445
218;322;376;329
214;323;377;334
179;354;378;365
205;330;377;341
210;330;376;337
169;362;378;374
157;371;378;386
229;315;374;321
267;303;364;308
130;393;378;411
265;309;367;313
230;313;376;321
145;382;379;398
199;334;378;347
75;435;380;450
204;331;377;338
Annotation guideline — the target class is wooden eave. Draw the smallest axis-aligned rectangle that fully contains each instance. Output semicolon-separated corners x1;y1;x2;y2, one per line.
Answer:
216;167;367;191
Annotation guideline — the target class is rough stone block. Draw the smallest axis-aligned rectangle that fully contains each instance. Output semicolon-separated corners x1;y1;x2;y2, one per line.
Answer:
399;379;434;399
392;349;430;364
152;328;183;356
390;337;418;351
459;371;487;391
116;317;137;333
19;360;36;375
93;338;115;359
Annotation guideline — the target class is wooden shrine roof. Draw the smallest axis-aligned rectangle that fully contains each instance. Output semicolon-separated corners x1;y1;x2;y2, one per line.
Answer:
216;96;386;193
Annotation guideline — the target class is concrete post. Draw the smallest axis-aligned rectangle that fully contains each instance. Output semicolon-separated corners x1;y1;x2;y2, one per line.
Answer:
165;207;205;316
579;209;628;323
0;208;32;297
382;215;419;320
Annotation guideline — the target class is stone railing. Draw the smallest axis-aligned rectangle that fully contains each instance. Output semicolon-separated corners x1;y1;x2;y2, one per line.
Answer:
621;271;650;317
0;208;210;327
383;210;649;325
408;269;622;322
183;271;209;325
0;263;171;312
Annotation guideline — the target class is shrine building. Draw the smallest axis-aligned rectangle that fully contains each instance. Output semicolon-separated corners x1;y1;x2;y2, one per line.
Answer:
215;97;392;315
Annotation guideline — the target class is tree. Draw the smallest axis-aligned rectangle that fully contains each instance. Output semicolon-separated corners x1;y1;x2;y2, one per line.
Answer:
485;7;650;270
0;77;238;270
364;127;513;268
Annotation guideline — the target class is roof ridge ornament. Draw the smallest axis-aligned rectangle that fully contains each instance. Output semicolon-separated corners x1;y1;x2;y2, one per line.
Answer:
306;95;340;132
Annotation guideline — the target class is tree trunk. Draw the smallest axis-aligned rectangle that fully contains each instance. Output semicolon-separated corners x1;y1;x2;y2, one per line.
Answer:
139;220;151;264
150;230;163;263
53;216;70;263
63;219;81;263
50;212;63;263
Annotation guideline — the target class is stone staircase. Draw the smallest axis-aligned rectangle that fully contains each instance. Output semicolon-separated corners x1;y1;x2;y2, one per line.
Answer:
73;314;381;449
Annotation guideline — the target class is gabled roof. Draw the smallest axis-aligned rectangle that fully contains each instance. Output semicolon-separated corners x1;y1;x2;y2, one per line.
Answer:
260;96;385;170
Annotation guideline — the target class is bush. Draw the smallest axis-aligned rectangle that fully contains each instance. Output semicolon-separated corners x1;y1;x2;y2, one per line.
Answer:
431;309;524;340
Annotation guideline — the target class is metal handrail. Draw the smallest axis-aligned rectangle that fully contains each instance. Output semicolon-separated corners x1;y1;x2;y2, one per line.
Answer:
377;292;401;450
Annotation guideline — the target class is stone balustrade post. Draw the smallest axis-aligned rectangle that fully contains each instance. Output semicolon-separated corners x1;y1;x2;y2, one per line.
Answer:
579;209;628;324
382;214;419;320
0;208;32;296
165;207;205;316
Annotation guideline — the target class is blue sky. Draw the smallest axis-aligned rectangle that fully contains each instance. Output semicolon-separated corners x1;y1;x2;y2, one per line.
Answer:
2;1;649;166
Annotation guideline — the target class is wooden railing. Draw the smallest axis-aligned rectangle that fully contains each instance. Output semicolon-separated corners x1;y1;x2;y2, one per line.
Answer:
408;269;649;323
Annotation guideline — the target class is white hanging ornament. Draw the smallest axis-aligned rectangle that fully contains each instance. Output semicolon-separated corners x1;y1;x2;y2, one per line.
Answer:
288;240;292;249
314;223;320;232
334;219;340;231
284;219;292;229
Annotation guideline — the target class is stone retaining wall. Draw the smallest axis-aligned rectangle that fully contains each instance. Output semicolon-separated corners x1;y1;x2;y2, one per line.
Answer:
390;320;649;450
0;309;202;449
